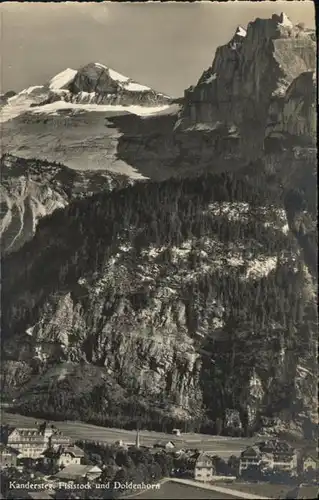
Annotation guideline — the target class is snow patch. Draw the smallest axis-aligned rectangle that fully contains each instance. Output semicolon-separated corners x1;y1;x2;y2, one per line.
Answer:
49;68;77;91
185;121;223;132
236;26;247;37
29;100;170;117
94;63;107;69
20;86;43;96
124;81;151;92
108;68;129;83
205;73;217;84
278;12;293;28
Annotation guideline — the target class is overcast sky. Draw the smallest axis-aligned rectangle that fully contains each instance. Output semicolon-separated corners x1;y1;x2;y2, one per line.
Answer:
0;1;316;97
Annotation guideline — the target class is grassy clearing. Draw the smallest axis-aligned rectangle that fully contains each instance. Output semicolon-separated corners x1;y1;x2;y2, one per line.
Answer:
217;481;318;499
132;481;238;499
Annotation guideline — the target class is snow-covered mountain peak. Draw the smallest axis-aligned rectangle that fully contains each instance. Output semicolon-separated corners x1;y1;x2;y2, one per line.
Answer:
0;62;172;124
49;68;78;91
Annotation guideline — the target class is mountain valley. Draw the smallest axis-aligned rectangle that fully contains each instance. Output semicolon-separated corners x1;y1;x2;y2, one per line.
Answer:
1;13;317;439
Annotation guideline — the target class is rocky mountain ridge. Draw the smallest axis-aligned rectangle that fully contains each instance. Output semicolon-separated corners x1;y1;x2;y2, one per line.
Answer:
2;62;171;114
45;63;171;107
0;155;132;254
1;13;317;437
175;12;316;167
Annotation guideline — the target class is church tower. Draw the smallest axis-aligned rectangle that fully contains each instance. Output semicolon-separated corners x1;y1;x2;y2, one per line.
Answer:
135;429;140;448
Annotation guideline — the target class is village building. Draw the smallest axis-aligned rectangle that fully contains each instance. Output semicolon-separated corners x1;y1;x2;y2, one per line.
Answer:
301;454;318;473
0;444;21;468
194;452;215;482
49;431;71;449
239;445;262;475
0;423;72;459
42;444;84;468
239;440;298;476
54;464;102;481
260;440;298;474
6;427;48;459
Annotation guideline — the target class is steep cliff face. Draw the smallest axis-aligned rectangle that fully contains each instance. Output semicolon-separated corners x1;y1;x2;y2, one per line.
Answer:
175;13;316;168
0;155;131;254
2;172;317;434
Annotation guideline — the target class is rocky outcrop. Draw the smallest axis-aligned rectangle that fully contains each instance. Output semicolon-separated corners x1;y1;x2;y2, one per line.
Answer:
0;155;131;254
175;13;316;167
0;90;16;106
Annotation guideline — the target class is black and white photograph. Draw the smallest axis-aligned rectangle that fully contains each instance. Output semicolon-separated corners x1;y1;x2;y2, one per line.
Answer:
0;1;317;499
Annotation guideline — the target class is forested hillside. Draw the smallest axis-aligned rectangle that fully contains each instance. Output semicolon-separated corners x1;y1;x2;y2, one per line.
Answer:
2;166;317;436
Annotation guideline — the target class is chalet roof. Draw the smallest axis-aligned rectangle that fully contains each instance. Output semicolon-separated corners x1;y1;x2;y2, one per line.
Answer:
7;428;46;441
10;428;40;435
242;440;296;458
241;446;261;458
195;452;213;468
302;454;318;462
61;445;84;458
55;464;102;480
42;444;84;458
258;439;294;454
50;431;70;439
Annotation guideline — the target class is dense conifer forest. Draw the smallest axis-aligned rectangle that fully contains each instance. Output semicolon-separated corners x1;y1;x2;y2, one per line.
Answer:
2;162;317;435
